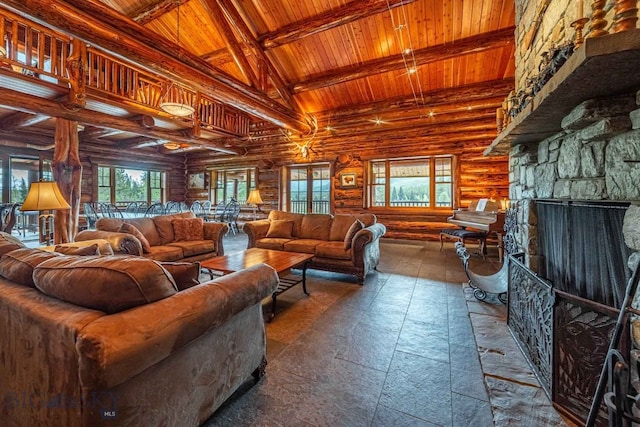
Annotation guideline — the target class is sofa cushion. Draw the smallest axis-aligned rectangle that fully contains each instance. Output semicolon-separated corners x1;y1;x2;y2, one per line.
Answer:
54;243;100;256
167;240;214;257
330;215;358;241
268;211;304;237
299;214;332;240
119;222;151;253
160;261;200;291
144;245;184;262
126;217;162;247
344;219;364;250
256;238;291;251
33;256;178;314
315;241;352;260
172;218;204;241
0;248;61;287
0;231;26;256
153;212;196;244
48;239;115;256
356;213;376;227
283;239;324;254
266;219;294;238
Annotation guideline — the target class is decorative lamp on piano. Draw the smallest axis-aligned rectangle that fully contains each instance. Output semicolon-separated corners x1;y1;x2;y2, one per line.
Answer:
20;180;71;246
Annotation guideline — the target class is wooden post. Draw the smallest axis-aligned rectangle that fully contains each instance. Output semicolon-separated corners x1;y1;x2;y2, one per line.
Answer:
53;119;82;244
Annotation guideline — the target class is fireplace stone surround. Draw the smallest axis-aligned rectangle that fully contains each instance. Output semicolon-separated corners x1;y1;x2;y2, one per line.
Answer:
505;89;640;425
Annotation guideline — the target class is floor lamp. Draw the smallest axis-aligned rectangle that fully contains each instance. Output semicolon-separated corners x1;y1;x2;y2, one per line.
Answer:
20;181;71;246
246;189;263;221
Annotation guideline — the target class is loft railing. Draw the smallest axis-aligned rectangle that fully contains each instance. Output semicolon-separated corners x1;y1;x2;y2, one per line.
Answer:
0;8;250;137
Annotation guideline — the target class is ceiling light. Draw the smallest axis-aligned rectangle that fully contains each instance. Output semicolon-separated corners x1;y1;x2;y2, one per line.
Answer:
160;101;195;117
159;0;194;118
407;67;417;74
403;48;412;55
429;111;435;117
372;118;383;125
163;142;181;150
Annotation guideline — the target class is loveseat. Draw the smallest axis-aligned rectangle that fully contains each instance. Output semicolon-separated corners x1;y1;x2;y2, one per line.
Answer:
75;211;227;262
243;210;386;284
0;232;278;426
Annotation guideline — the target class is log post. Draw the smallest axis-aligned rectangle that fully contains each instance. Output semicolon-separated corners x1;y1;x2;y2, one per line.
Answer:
53;118;82;243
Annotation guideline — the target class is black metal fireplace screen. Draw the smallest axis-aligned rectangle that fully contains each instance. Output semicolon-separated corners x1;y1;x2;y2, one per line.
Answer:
508;200;632;426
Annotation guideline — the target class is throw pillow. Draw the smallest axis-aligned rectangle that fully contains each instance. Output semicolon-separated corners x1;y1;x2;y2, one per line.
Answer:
172;218;204;241
33;256;178;314
160;261;200;291
0;248;61;287
344;219;364;250
119;222;151;253
266;220;294;239
54;243;100;256
0;231;26;257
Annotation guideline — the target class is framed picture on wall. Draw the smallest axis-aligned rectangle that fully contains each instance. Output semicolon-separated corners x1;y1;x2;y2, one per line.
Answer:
340;172;357;188
188;172;206;189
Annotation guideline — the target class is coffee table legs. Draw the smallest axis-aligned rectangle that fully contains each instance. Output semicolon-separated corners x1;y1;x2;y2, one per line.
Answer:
269;261;311;321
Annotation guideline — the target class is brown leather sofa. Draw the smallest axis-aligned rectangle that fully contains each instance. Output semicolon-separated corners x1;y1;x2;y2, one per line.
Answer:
243;210;386;284
75;211;227;261
0;232;278;427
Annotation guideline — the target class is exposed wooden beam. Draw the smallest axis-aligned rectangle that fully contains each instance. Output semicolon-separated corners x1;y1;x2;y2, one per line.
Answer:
80;126;124;140
0;86;242;154
132;0;190;25
201;47;236;67
3;0;310;132
199;0;259;88
258;0;417;49
0;112;49;130
291;27;515;93
214;0;301;111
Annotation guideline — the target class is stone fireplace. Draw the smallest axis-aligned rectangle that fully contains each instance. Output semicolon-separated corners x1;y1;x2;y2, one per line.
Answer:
505;84;640;426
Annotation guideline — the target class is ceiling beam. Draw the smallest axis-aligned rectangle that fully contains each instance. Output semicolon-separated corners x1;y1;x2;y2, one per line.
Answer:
132;0;190;25
2;0;310;132
213;0;302;112
200;0;260;88
0;86;242;154
0;112;50;130
291;27;515;93
258;0;417;49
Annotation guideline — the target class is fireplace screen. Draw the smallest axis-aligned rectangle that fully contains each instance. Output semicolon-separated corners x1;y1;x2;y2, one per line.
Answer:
537;200;632;308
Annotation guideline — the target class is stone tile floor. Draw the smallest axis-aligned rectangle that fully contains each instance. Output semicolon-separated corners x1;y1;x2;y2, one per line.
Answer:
203;234;571;427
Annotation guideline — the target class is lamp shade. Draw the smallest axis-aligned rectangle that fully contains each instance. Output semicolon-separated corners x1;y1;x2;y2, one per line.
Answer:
160;102;195;117
246;189;263;205
21;181;71;211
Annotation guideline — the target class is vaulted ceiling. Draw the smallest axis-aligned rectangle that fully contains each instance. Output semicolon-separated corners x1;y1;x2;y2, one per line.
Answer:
0;0;515;158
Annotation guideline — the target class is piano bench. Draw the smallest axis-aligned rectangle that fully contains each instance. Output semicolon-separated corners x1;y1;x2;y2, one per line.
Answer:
439;229;488;258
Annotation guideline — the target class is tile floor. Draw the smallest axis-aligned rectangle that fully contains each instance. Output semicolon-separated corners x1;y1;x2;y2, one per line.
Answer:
199;234;565;426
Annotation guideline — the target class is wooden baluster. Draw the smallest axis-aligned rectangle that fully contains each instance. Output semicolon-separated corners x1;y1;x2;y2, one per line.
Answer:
588;0;609;37
613;0;639;32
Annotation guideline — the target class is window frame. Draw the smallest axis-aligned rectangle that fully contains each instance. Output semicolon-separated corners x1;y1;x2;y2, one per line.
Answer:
209;168;256;205
367;156;454;210
285;163;331;214
96;165;166;205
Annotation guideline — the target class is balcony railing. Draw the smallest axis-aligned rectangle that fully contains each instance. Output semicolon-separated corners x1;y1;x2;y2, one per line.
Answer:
0;8;251;137
290;200;330;214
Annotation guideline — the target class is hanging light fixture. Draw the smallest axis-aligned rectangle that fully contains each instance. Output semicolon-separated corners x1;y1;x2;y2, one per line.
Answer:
163;142;181;150
159;1;195;118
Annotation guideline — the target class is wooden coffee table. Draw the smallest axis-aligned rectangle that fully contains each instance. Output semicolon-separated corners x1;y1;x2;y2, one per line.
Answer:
200;248;314;320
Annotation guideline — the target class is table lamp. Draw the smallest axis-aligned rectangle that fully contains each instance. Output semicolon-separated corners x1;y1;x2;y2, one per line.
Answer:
246;189;263;221
20;180;71;245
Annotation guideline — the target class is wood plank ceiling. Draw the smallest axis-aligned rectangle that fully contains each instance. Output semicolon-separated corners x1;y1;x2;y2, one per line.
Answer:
0;0;515;159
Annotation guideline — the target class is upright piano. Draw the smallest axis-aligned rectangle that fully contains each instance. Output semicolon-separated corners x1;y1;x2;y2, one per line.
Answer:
447;199;506;261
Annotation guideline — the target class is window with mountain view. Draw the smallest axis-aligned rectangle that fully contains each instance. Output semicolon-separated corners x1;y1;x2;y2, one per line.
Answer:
288;165;330;214
369;157;452;208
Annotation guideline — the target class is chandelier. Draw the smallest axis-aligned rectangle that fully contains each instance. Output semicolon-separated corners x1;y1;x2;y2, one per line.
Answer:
159;1;194;118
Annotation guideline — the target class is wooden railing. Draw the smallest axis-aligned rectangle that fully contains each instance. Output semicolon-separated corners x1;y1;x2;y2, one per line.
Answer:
0;8;251;137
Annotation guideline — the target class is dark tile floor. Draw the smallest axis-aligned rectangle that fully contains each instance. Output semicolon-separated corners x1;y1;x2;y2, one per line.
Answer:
202;234;559;427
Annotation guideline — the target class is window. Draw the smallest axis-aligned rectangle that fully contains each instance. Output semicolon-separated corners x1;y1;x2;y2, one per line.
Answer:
368;157;452;208
210;169;255;204
287;164;330;214
97;166;165;204
10;157;41;203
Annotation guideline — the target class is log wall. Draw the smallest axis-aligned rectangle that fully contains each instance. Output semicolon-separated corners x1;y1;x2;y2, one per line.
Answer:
187;135;509;241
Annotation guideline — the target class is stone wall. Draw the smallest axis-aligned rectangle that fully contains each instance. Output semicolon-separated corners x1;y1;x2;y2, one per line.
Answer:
509;89;640;270
514;0;618;91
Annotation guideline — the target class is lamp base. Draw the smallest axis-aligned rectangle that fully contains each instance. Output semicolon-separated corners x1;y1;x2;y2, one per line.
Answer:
39;213;55;246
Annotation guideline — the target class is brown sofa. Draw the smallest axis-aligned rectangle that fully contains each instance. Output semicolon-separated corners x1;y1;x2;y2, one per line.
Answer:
243;210;386;284
75;211;227;261
0;232;278;427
